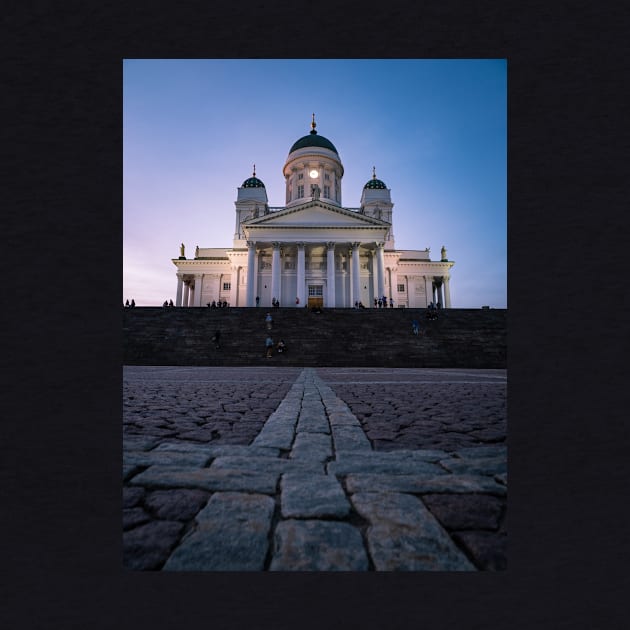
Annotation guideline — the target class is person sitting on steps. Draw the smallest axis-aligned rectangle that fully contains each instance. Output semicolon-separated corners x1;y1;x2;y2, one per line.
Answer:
211;330;221;349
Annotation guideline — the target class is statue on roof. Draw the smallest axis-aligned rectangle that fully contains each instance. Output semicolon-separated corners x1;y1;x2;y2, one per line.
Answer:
180;243;185;257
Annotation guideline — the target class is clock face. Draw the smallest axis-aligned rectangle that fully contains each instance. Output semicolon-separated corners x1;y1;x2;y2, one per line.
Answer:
309;169;319;178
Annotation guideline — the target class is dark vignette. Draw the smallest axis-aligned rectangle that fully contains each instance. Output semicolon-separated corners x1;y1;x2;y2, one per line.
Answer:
3;0;627;628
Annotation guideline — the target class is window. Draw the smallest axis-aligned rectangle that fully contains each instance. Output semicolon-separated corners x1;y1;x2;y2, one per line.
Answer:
323;185;330;198
324;172;330;181
298;173;303;180
223;282;231;291
308;285;323;296
397;284;405;293
297;184;304;198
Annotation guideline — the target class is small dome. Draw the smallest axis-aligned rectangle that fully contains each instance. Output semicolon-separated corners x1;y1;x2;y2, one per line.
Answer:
242;164;265;188
364;167;387;189
242;176;265;188
364;178;387;189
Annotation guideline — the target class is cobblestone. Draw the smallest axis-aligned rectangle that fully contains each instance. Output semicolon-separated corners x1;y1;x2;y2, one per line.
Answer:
123;366;507;571
129;465;280;493
289;432;332;461
345;472;507;495
280;473;350;518
163;493;275;571
270;520;369;571
351;492;475;571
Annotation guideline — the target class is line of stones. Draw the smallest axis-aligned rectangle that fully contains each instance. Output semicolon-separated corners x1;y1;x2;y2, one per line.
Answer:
127;368;506;570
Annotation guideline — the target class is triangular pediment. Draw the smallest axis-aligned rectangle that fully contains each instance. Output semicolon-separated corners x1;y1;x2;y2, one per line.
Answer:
243;201;389;228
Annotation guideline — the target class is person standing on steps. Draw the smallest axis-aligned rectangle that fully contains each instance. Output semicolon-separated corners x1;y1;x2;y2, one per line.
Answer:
265;335;274;358
265;312;273;330
255;296;260;307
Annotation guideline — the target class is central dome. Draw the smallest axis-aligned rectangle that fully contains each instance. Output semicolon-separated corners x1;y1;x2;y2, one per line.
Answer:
289;131;338;155
289;114;339;155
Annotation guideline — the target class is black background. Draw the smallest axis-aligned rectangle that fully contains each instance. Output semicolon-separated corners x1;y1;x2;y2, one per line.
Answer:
3;0;628;628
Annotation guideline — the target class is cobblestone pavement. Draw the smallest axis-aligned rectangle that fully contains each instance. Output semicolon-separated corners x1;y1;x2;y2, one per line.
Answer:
123;366;507;571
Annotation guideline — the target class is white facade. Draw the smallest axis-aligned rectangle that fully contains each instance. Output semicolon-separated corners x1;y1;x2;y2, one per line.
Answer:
173;119;454;308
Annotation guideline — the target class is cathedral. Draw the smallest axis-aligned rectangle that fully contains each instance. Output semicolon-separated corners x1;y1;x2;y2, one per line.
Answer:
172;116;454;309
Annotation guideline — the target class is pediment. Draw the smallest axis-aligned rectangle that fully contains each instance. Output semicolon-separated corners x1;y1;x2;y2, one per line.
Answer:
243;201;389;228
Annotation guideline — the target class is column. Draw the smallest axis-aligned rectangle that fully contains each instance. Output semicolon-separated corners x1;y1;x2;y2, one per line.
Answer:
271;242;281;305
246;241;256;307
390;267;398;306
255;248;261;300
438;278;446;308
370;251;378;304
376;242;385;300
326;242;336;307
340;253;348;307
183;281;190;307
194;274;203;306
351;242;361;305
425;276;433;305
175;274;184;306
297;242;306;307
230;267;239;307
437;280;445;308
443;275;451;308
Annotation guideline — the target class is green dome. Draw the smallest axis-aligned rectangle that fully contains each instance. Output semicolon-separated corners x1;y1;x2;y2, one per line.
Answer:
242;176;265;188
289;131;338;155
364;178;387;189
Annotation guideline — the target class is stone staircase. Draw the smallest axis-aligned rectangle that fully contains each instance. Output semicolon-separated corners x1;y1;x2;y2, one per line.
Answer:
123;307;506;368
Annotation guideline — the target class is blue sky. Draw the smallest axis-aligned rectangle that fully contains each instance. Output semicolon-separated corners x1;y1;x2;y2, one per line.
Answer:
124;59;506;307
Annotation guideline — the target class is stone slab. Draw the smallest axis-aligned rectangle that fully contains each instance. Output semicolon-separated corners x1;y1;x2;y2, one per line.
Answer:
128;465;279;493
439;456;507;476
123;520;184;570
345;473;507;496
454;445;508;459
351;492;475;571
123;437;161;451
326;410;362;427
330;425;372;451
154;443;280;458
270;520;369;571
210;456;324;475
251;414;298;450
144;489;210;521
123;450;211;468
280;473;350;518
290;433;332;461
296;414;330;434
421;494;504;530
327;452;446;477
163;492;275;571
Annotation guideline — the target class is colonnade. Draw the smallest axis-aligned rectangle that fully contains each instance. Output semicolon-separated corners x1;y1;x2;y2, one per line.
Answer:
175;272;235;307
175;243;450;308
